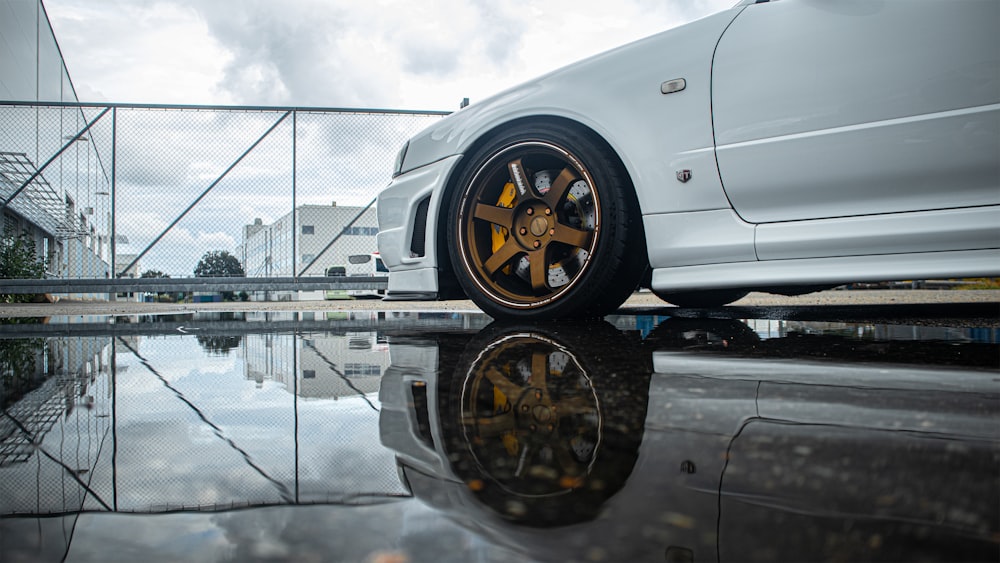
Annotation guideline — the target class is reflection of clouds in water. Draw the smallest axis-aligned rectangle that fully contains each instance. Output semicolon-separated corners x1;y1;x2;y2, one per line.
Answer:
115;337;244;415
115;419;292;510
1;501;530;563
296;397;407;499
111;334;403;511
206;502;524;563
80;512;232;563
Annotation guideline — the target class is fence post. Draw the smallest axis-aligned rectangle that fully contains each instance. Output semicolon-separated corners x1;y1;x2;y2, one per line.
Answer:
110;106;118;300
292;111;298;281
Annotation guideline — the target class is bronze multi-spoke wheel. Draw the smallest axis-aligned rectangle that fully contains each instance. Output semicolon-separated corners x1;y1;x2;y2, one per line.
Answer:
447;121;646;319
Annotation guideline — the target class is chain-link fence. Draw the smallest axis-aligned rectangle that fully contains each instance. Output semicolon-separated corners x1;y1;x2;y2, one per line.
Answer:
0;102;447;297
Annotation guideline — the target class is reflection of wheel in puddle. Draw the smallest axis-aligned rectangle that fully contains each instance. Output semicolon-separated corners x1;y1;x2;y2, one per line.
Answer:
441;321;650;527
460;333;602;497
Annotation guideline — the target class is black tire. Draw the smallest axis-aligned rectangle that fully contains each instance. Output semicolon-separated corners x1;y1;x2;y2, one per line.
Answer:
446;120;646;320
653;288;748;308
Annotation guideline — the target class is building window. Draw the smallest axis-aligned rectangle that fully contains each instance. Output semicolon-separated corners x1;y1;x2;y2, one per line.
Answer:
303;370;316;379
301;225;315;235
344;363;383;377
341;226;378;236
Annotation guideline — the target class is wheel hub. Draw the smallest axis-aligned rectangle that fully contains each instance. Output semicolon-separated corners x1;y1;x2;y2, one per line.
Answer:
529;216;548;237
512;201;555;250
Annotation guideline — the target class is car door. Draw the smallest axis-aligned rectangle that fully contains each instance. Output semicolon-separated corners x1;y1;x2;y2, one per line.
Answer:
711;0;999;224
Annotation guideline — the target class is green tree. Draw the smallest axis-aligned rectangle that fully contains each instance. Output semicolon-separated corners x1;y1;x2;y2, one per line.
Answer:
194;251;245;277
0;337;45;409
194;250;244;301
140;269;169;278
196;334;243;356
0;226;46;303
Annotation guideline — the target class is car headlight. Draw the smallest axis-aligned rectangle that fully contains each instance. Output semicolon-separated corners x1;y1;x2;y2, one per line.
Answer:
392;141;409;178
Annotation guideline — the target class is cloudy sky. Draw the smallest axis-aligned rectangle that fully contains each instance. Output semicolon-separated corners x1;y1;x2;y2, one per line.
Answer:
44;0;735;111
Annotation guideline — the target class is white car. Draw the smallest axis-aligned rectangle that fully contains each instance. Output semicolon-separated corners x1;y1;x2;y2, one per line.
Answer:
376;0;1000;319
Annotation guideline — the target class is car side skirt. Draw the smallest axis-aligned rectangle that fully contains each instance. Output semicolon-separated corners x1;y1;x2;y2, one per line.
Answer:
651;248;1000;293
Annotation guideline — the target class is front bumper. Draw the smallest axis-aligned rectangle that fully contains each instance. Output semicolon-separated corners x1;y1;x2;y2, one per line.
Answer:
376;155;463;299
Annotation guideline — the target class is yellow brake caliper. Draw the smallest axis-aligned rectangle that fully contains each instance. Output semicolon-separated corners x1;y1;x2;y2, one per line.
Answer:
496;383;519;456
492;182;517;275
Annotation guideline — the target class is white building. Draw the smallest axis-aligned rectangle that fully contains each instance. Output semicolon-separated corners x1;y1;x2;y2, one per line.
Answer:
239;203;378;299
243;330;388;399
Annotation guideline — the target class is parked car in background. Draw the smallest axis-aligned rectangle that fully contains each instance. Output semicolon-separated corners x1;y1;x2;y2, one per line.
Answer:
345;253;388;298
376;0;1000;319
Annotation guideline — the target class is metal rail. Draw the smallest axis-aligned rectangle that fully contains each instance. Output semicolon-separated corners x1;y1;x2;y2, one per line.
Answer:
0;100;451;116
0;276;386;294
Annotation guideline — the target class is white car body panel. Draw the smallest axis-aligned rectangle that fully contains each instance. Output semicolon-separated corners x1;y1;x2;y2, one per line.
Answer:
644;209;756;268
377;0;1000;305
712;0;1000;223
376;155;459;267
397;8;745;216
756;206;1000;261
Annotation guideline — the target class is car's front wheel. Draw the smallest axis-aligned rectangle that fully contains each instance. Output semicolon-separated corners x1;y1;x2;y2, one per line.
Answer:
447;121;646;320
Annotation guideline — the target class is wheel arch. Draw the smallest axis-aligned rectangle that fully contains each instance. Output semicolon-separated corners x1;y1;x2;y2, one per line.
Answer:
434;114;649;300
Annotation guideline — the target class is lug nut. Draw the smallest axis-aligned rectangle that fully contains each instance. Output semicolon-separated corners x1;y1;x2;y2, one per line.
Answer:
544;208;551;216
526;207;533;215
549;228;555;236
519;227;527;235
533;241;541;248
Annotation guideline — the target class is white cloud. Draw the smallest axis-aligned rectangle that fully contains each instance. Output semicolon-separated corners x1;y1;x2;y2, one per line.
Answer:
46;0;735;110
48;0;234;104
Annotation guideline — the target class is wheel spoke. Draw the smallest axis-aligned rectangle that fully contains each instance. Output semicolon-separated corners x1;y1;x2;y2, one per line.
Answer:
528;249;549;292
507;158;540;199
462;411;516;437
473;202;514;229
542;167;578;208
526;351;549;393
483;366;524;403
550;223;591;249
483;239;522;277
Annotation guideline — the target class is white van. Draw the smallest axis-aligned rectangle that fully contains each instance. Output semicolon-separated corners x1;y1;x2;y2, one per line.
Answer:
344;253;387;298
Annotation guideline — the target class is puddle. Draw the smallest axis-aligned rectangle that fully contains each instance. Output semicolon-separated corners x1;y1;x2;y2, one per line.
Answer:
1;312;997;562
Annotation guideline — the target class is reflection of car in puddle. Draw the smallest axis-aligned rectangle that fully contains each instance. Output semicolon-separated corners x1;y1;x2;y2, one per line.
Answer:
379;318;999;562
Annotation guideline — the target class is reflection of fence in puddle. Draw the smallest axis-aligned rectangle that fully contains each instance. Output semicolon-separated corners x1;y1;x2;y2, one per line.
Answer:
1;336;111;470
0;331;408;516
1;376;94;466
